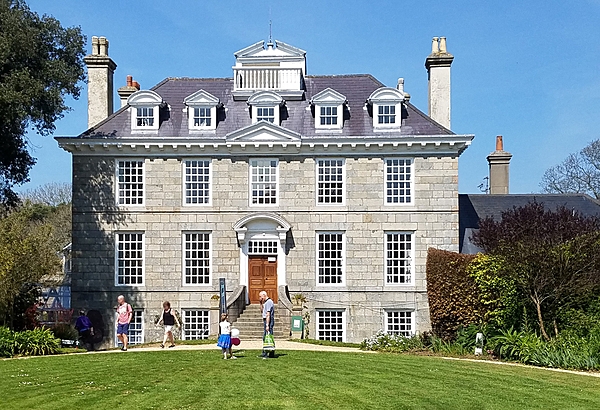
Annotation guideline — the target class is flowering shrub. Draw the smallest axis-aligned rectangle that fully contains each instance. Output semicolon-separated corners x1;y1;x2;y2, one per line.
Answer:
361;330;426;353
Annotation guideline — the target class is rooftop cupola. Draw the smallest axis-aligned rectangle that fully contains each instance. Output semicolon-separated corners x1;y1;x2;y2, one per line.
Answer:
232;40;306;101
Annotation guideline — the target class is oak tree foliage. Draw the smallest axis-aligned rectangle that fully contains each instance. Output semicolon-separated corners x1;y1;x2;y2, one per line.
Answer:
0;0;85;205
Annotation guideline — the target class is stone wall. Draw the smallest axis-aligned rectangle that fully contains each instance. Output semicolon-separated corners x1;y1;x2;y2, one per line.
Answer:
71;153;458;345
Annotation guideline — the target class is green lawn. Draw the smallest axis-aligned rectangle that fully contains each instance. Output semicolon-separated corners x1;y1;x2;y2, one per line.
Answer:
2;350;600;409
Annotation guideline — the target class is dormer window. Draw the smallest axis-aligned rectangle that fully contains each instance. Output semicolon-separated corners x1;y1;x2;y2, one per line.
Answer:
248;90;283;125
128;90;163;132
184;89;220;131
136;107;154;127
368;87;405;130
311;88;346;130
256;107;275;123
378;105;396;124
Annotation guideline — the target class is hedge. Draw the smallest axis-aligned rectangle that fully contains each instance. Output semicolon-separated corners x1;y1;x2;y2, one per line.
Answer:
426;248;484;339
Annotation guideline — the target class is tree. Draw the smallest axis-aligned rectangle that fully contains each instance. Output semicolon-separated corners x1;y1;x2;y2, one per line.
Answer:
540;139;600;199
0;0;85;205
472;201;600;340
0;203;61;328
21;182;71;206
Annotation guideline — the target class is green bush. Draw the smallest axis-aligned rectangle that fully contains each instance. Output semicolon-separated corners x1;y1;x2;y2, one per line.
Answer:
51;323;78;340
0;327;15;357
13;327;60;356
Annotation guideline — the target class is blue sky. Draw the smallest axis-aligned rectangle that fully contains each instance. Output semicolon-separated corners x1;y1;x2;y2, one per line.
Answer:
21;0;600;194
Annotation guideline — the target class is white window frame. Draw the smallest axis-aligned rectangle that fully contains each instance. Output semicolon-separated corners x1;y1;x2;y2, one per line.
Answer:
249;158;279;207
115;310;144;346
317;309;346;342
316;158;346;206
385;310;415;337
182;231;212;286
182;309;210;340
255;106;276;123
384;232;414;286
190;106;216;130
115;232;145;286
182;159;212;206
130;105;160;131
116;159;145;207
316;104;342;129
384;158;413;206
316;231;346;286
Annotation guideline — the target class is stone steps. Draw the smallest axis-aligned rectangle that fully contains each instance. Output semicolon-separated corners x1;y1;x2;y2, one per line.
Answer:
231;304;287;339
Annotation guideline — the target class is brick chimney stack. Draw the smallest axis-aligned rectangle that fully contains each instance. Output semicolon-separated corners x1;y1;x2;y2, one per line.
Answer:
83;36;117;129
425;37;454;129
117;75;141;108
487;135;512;194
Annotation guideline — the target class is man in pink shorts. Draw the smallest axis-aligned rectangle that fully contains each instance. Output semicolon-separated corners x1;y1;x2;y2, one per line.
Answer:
116;295;132;351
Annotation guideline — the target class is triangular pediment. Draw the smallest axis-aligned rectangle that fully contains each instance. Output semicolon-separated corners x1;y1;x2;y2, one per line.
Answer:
311;88;347;104
184;89;219;106
226;121;301;142
234;40;306;59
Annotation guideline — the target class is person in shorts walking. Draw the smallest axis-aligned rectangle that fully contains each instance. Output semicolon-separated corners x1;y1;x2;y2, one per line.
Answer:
157;301;180;348
116;295;132;351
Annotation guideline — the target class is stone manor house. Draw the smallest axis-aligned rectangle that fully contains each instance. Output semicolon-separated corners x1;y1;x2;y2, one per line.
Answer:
56;36;473;345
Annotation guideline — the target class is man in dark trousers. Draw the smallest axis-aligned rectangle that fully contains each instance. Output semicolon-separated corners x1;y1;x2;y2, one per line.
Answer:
259;290;275;358
75;310;94;350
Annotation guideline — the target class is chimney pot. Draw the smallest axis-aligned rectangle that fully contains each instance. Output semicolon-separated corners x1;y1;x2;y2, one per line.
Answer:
439;37;447;53
91;36;99;55
496;135;504;151
126;75;133;87
98;37;108;56
431;37;439;54
397;78;404;93
132;81;140;90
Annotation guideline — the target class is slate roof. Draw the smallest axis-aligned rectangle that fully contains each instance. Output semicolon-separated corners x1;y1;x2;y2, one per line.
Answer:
79;75;453;139
459;193;600;253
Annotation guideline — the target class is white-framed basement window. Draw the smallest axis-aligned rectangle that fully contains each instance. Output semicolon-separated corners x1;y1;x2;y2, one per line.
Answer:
115;310;144;346
249;158;278;206
115;232;145;286
385;158;412;205
385;232;413;285
183;232;211;285
385;310;415;337
316;159;345;205
183;159;211;205
116;159;144;206
182;309;210;340
317;310;345;342
316;232;345;285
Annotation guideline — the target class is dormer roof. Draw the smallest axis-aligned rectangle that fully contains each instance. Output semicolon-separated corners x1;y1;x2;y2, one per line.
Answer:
368;87;405;104
311;88;347;105
127;90;163;107
184;89;220;106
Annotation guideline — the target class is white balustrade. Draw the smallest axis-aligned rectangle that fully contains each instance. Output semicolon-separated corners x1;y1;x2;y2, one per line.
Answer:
234;68;302;91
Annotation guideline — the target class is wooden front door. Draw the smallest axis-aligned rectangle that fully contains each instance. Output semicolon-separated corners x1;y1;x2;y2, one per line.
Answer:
249;256;278;304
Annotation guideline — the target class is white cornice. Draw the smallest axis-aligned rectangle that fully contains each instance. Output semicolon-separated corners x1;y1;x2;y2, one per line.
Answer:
55;135;473;157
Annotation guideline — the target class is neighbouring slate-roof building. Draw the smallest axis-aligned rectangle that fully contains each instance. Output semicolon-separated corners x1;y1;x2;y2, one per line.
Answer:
459;136;600;253
56;36;474;346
